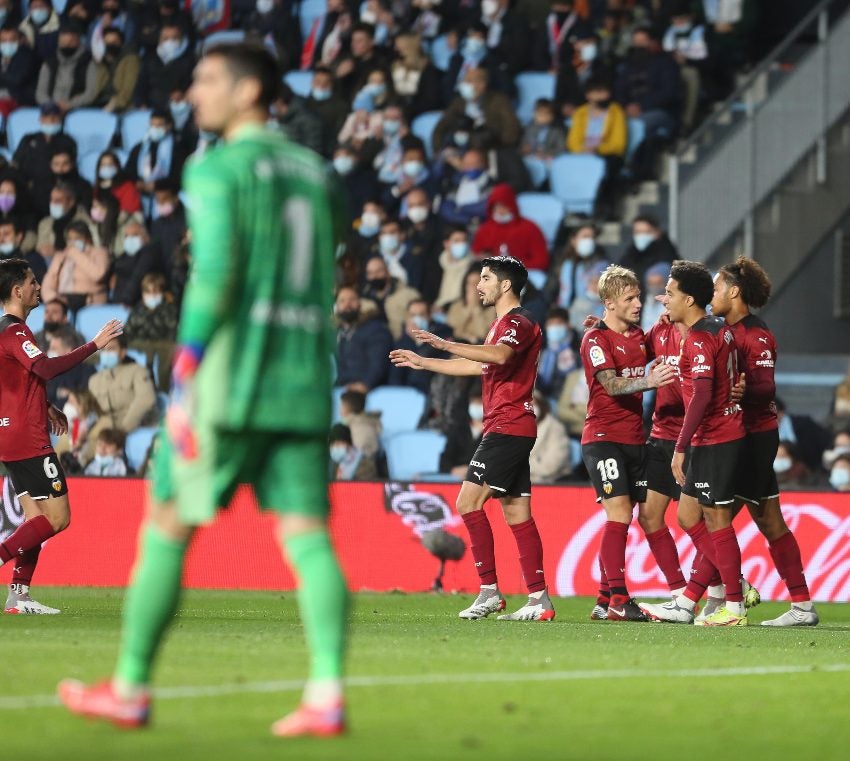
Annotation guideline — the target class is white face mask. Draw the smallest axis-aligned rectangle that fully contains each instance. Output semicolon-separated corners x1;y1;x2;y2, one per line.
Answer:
407;206;428;224
482;0;500;17
830;467;850;490
333;155;354;175
468;402;484;421
580;43;597;63
633;232;655;251
773;457;792;474
49;202;66;220
62;401;79;422
402;160;424;178
449;241;469;259
257;0;274;13
123;235;143;255
575;237;596;258
143;294;163;310
458;81;476;101
493;212;514;224
379;234;399;254
0;242;15;255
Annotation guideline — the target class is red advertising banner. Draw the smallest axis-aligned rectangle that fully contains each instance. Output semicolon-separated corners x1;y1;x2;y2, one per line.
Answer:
3;480;849;602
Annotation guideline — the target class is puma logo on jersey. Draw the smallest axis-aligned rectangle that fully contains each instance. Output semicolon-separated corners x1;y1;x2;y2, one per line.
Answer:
616;346;626;354
510;319;520;326
588;338;598;345
758;337;768;344
15;331;26;336
693;341;704;350
659;336;667;345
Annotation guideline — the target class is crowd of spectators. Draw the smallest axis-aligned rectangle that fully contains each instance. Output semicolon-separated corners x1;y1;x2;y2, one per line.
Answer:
0;0;820;478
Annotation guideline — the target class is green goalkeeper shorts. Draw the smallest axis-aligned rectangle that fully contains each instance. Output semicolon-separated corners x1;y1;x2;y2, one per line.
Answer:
150;424;330;525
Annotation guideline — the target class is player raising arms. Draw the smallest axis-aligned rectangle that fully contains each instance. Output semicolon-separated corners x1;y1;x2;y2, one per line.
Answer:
59;44;349;736
391;255;556;622
641;260;751;626
580;265;676;622
711;257;817;626
0;259;122;614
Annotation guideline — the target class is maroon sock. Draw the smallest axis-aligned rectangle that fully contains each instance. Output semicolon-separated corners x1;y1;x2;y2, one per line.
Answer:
11;545;41;588
509;518;545;593
597;553;610;604
769;531;810;602
685;520;718;566
683;551;717;604
710;526;743;602
0;515;55;564
600;521;630;597
461;510;497;586
645;526;686;591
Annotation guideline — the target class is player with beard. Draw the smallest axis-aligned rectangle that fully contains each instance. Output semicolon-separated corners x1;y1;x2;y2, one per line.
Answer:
580;265;676;622
391;255;556;622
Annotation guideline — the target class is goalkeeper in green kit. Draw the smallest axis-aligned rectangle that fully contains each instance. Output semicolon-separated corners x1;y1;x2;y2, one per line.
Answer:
59;43;350;738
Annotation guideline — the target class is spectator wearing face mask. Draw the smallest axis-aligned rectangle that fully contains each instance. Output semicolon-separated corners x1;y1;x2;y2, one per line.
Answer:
471;183;549;271
391;32;442;116
567;259;607;328
375;218;412;286
34;23;99;113
306;67;349;159
618;214;678;292
381;142;436;216
829;453;850;493
545;222;609;309
89;191;126;254
167;87;200;153
148;180;186;274
338;390;382;460
364;102;408;187
93;26;139;113
83;428;129;477
33;146;91;218
334;285;393;391
133;21;195;110
439;388;486;480
555;33;614;117
537;307;579;402
123;272;178;393
439;148;493;227
345;200;386;277
85;333;158;464
388;298;452;394
0;24;38;115
774;397;831;472
243;0;301;73
33;297;84;351
443;22;514;103
445;265;496;344
94;150;141;215
822;430;850;472
530;0;591;74
434;226;474;312
332;21;391;103
521;98;567;163
360;254;421;340
331;145;379;226
40;219;110;308
328;423;377;482
640;262;671;331
480;0;532;75
19;0;61;65
269;82;324;154
529;393;571;484
36;182;94;260
44;325;94;408
0;176;39;239
400;187;442;303
12;101;77;200
0;217;46;280
773;440;812;491
126;109;189;206
111;220;161;306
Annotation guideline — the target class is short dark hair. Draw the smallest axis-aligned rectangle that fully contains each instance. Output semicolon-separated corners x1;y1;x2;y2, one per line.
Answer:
719;255;772;309
0;258;32;302
46;298;69;315
97;428;126;449
633;213;660;229
329;423;353;445
0;217;21;235
66;220;92;243
669;259;713;309
51;325;79;350
546;307;570;323
480;255;528;295
340;389;366;414
351;21;376;38
103;26;124;42
204;42;282;110
53;180;77;202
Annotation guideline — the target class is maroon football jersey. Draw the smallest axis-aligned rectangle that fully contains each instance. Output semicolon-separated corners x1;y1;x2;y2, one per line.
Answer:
0;316;52;461
481;307;542;438
580;322;647;446
645;321;685;441
728;314;778;434
679;316;745;447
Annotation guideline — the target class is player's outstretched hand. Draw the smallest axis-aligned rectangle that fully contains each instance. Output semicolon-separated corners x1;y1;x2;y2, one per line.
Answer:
47;405;68;436
730;372;746;403
411;329;449;351
93;319;124;349
582;314;601;330
671;451;686;487
389;349;425;370
647;360;677;388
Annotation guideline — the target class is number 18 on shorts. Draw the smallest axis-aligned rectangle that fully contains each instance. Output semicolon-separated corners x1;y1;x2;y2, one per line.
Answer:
582;442;647;504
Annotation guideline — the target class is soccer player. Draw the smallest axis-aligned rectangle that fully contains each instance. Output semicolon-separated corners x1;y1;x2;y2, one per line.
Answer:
390;255;555;622
580;265;676;622
640;260;750;626
59;44;350;736
711;257;817;626
0;259;122;614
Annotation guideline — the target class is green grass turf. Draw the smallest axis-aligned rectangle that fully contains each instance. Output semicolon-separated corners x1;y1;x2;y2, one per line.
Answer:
1;589;849;761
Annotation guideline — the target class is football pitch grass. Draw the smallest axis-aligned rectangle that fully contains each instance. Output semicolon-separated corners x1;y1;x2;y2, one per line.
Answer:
2;589;849;761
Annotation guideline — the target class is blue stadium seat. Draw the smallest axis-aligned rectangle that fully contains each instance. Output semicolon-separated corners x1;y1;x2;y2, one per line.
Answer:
78;151;100;184
299;0;327;39
517;192;565;245
549;154;606;214
65;109;118;157
27;304;45;334
514;72;555;124
120;109;151;150
0;147;11;163
125;426;157;473
411;110;442;158
527;269;548;290
126;348;147;367
75;304;130;342
283;70;313;98
331;385;345;423
203;29;246;49
6;107;41;153
523;156;549;189
366;386;427;441
429;34;453;72
626;117;646;163
384;430;447;480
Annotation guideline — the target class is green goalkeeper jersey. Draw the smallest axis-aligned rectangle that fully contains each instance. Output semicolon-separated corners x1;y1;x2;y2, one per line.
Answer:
180;124;342;433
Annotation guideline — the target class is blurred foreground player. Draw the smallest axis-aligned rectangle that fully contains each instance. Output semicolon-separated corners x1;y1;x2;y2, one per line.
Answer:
0;259;122;614
59;44;350;736
391;256;556;622
711;257;817;626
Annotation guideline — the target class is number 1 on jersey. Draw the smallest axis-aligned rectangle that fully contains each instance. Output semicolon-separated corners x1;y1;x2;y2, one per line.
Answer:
282;197;313;292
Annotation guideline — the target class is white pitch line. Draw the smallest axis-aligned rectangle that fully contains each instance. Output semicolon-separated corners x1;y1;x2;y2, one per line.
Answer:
3;663;849;711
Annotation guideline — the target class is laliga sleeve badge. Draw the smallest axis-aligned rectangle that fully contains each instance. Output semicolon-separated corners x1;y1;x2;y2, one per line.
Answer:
589;345;606;367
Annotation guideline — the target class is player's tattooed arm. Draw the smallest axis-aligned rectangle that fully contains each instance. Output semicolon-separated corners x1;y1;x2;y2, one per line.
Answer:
596;362;676;396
